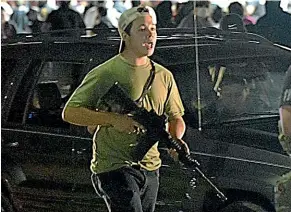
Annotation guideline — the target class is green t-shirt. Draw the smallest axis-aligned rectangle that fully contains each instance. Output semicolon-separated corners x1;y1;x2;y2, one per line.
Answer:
65;54;184;173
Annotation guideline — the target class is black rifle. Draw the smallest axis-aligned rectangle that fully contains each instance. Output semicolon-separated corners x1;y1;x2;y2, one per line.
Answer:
98;82;227;201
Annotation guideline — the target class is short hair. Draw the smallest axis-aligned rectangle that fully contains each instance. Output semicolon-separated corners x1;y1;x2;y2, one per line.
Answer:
228;2;244;17
124;22;132;35
196;1;210;8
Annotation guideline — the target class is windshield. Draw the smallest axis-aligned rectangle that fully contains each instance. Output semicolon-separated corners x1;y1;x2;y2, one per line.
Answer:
170;58;289;125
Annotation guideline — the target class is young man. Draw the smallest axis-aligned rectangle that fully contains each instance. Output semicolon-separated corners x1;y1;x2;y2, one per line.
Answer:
275;65;291;212
62;5;189;212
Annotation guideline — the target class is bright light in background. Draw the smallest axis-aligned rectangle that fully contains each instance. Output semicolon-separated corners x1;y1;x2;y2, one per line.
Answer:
47;0;57;10
191;0;290;14
281;0;291;12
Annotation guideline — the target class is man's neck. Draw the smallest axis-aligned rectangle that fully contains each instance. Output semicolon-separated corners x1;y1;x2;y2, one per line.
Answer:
121;50;148;66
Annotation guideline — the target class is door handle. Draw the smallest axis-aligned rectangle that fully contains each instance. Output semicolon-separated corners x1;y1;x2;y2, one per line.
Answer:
5;142;19;147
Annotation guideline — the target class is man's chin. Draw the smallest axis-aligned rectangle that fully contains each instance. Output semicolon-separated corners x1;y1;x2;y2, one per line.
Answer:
147;50;155;57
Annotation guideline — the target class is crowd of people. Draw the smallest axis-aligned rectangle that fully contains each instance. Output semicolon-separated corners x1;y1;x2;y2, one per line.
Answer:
1;0;291;45
1;1;290;212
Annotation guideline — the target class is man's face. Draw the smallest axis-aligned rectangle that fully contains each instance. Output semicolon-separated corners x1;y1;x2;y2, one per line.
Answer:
125;14;157;57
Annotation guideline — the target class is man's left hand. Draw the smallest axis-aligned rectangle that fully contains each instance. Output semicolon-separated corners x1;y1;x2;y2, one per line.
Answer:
168;139;190;161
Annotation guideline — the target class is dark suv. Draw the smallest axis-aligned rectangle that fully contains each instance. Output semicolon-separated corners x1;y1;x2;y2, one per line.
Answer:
2;28;291;212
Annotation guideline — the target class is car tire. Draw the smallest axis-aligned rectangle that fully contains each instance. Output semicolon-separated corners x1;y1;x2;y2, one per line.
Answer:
1;193;14;212
218;201;270;212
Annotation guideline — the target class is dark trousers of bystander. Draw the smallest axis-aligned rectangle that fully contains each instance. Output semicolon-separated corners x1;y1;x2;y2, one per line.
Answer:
91;166;159;212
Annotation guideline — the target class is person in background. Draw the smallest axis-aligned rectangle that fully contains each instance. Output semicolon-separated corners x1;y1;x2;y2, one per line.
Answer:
220;13;246;32
83;2;109;33
26;1;43;33
255;1;291;47
177;1;213;28
9;0;30;33
155;1;175;28
62;5;189;212
209;5;223;28
275;65;291;212
245;0;266;23
1;6;16;39
103;0;121;28
43;1;85;34
174;1;194;27
114;0;132;13
228;1;256;25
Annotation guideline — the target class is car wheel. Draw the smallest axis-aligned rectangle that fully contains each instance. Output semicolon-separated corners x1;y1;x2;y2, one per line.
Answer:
219;201;270;212
1;193;14;212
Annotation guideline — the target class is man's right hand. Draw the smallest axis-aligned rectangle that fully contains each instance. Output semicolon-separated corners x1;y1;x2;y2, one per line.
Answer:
111;114;146;135
87;113;146;135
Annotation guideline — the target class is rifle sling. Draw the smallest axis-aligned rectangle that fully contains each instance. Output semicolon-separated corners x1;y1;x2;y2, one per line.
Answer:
136;60;155;106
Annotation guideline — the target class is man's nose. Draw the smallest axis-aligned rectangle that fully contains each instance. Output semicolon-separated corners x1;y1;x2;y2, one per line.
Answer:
146;28;154;38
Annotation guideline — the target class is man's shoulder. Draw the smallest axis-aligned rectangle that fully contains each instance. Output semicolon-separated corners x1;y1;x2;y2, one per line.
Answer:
153;61;173;76
90;55;119;73
283;66;291;89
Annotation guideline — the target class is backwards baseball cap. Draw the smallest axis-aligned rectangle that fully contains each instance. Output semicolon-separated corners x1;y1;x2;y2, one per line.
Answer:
118;5;157;53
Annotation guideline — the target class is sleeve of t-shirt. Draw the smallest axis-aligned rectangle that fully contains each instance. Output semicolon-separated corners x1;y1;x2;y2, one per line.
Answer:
164;73;185;121
280;66;291;107
65;67;112;109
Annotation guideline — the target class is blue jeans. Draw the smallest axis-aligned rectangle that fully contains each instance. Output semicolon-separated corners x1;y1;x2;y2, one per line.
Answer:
91;166;159;212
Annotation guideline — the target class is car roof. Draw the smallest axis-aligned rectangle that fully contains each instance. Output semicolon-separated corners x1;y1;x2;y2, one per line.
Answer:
2;28;291;64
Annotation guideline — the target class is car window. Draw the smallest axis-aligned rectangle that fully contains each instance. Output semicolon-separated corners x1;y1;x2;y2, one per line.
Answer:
8;61;85;128
206;61;286;123
7;60;41;123
169;58;287;125
1;59;17;86
26;61;85;128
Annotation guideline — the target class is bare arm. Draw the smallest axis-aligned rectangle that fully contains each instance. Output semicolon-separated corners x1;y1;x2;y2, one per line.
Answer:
279;105;291;136
62;106;144;133
168;116;190;155
168;116;186;139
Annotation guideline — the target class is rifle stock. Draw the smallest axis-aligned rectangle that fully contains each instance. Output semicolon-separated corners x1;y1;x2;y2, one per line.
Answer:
98;82;227;201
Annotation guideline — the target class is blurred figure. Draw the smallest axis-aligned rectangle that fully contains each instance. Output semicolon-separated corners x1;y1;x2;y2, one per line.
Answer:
209;5;223;28
177;1;212;28
275;65;291;212
1;7;16;39
245;0;266;23
173;1;194;26
0;1;13;18
38;1;55;22
26;1;43;33
9;0;30;33
43;1;85;34
114;0;132;13
104;0;121;28
255;1;291;47
83;2;110;33
155;1;175;28
228;1;256;25
220;13;246;32
71;0;88;16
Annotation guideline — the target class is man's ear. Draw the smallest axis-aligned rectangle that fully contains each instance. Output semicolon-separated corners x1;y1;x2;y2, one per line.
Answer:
121;32;129;41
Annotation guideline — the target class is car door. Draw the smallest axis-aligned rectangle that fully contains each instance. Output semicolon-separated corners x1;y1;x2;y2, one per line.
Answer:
2;57;93;203
159;53;291;211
